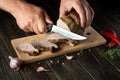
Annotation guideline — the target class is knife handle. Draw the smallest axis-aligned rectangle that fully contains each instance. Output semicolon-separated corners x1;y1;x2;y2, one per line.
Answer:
46;24;53;32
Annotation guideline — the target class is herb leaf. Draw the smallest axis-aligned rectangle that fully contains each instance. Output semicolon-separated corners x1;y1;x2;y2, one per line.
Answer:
104;48;120;59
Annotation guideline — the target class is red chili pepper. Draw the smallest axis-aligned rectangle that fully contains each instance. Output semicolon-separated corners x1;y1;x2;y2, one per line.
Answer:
107;29;118;47
109;29;117;36
101;30;120;47
108;40;116;47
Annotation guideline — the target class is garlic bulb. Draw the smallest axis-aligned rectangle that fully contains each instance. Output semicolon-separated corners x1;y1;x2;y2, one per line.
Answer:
8;56;23;70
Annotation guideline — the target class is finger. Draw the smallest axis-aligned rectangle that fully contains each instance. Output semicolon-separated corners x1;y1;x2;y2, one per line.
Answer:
37;19;47;33
83;5;92;27
84;1;94;27
29;26;34;32
33;23;41;34
73;3;87;28
33;12;48;34
87;6;94;27
59;11;66;18
59;9;69;18
85;0;94;20
33;20;47;34
44;12;53;24
89;6;94;22
26;22;34;32
19;21;34;32
20;25;30;32
23;28;30;32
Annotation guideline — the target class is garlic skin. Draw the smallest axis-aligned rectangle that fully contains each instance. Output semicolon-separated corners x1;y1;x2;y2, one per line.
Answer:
8;56;23;70
65;55;73;60
37;66;49;72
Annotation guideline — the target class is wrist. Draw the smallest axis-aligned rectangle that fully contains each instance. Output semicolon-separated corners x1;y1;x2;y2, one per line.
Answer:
0;0;25;14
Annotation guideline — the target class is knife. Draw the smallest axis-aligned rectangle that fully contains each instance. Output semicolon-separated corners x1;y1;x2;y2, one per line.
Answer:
46;24;87;40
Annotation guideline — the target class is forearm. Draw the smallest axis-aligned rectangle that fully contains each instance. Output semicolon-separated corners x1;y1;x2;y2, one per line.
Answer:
0;0;25;13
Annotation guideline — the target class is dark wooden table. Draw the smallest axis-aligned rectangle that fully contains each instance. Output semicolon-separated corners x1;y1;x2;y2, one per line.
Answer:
0;1;120;80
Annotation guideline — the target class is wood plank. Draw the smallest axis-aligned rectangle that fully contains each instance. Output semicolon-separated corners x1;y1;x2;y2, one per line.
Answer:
46;59;78;80
43;52;95;80
76;48;120;80
63;60;94;80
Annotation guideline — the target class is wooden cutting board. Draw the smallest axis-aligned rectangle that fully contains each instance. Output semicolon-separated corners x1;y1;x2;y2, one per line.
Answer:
11;26;106;63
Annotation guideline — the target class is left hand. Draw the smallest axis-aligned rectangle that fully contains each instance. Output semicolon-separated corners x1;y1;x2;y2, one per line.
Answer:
59;0;94;28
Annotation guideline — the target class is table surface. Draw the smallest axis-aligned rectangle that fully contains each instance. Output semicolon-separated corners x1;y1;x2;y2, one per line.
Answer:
0;3;120;80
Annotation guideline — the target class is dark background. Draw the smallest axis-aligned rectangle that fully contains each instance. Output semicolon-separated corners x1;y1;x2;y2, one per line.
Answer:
1;0;120;24
27;0;120;23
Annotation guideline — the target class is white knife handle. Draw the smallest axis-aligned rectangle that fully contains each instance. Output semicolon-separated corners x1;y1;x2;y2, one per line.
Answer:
46;24;53;32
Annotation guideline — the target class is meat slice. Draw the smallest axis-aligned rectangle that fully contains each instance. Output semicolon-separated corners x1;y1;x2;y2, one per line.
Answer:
57;11;84;35
16;43;39;56
66;39;80;46
47;32;68;43
31;39;60;52
47;33;80;46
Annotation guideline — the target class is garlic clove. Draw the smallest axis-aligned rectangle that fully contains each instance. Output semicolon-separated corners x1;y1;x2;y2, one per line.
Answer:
65;55;73;60
36;66;49;72
8;56;23;70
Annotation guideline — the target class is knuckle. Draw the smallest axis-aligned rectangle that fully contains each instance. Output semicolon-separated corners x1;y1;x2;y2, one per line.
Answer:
34;14;40;19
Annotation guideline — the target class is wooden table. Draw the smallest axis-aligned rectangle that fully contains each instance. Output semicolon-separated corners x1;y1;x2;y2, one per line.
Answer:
0;2;120;80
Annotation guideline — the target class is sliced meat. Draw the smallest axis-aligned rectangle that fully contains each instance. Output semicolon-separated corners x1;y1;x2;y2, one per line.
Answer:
47;33;80;46
66;39;80;46
47;32;68;43
57;11;84;35
16;43;39;56
31;39;60;52
47;32;67;40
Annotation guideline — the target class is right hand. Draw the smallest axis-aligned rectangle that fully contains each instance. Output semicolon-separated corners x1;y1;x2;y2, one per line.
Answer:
11;1;53;34
59;0;94;28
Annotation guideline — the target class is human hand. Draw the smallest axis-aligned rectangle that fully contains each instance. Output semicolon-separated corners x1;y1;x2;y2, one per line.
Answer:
11;1;53;34
59;0;94;28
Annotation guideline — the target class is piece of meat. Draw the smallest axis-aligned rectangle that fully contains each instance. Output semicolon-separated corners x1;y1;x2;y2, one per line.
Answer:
66;39;80;46
47;33;80;46
47;32;68;43
16;43;39;56
68;11;80;25
57;11;84;35
31;39;60;52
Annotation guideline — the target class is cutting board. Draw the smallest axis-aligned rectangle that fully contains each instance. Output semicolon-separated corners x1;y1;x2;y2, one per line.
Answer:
11;26;106;63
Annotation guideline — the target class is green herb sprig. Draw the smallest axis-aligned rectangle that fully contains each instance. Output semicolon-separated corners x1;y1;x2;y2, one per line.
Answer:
105;48;120;59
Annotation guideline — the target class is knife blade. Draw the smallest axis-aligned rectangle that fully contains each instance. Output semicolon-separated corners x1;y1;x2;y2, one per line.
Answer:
47;24;87;40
